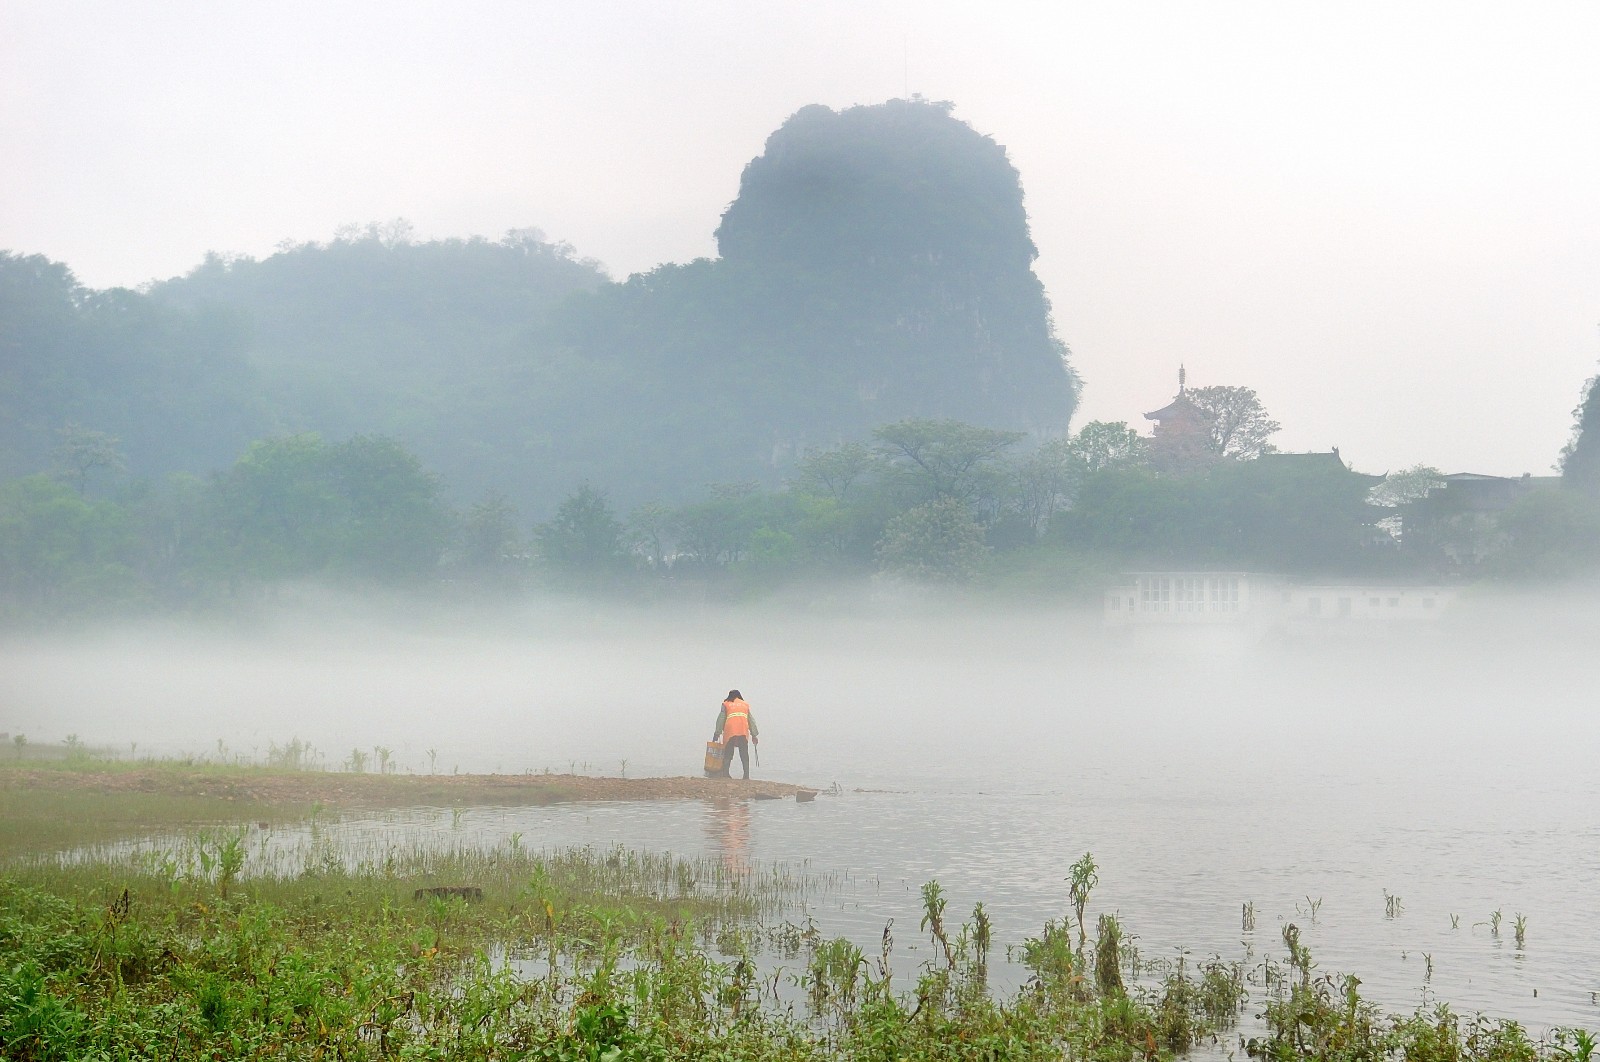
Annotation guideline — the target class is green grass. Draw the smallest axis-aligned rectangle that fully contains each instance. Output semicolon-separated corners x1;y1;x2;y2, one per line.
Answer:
0;786;305;860
0;765;1591;1060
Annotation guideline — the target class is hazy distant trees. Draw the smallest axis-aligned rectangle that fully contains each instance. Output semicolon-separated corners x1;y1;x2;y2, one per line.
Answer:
877;498;990;582
1368;465;1444;510
534;485;627;577
1185;386;1281;460
4;100;1082;514
0;475;139;616
150;227;608;508
546;99;1080;504
1561;371;1600;498
208;434;451;582
52;424;126;496
0;252;263;484
1493;488;1600;577
1055;456;1381;574
793;443;874;502
457;493;524;578
872;419;1024;504
1065;421;1149;474
5;406;1597;624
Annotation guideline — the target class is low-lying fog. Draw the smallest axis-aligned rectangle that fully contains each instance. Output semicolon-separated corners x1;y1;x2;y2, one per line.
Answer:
6;587;1599;1023
3;587;1596;800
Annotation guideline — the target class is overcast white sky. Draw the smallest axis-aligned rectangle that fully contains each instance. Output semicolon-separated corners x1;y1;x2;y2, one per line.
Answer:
4;1;1597;475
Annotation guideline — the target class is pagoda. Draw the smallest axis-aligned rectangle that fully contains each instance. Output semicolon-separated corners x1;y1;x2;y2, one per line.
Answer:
1143;366;1216;474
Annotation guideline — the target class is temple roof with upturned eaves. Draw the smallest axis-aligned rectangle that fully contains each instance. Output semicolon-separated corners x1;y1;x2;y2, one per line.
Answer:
1144;389;1206;423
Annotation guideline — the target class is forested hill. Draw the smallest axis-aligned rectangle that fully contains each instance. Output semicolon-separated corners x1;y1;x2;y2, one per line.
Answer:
553;99;1079;502
148;227;609;504
0;252;266;482
718;98;1076;431
3;99;1078;513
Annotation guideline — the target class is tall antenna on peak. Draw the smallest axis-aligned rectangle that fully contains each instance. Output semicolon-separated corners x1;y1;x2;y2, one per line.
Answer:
1179;364;1186;393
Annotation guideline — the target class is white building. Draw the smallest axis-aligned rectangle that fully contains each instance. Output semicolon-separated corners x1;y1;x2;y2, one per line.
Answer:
1105;572;1455;631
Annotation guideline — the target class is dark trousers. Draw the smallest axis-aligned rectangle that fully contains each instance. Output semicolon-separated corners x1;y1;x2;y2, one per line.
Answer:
721;736;749;778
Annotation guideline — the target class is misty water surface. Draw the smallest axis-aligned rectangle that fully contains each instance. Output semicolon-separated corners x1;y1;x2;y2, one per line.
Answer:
5;589;1598;1030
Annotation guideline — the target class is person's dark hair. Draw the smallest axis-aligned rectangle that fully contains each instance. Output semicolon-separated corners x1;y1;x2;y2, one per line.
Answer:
727;689;742;700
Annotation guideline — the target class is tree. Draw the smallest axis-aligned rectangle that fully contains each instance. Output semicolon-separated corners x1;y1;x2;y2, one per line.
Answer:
1008;437;1082;537
206;433;450;582
52;423;126;496
329;435;454;578
536;485;626;575
458;493;523;575
626;501;674;570
669;486;768;570
1367;464;1444;543
1561;371;1600;498
1056;458;1381;574
1368;464;1444;509
1186;386;1281;459
875;498;990;582
793;442;876;501
872;419;1024;505
1494;489;1600;578
0;474;142;617
1065;421;1148;474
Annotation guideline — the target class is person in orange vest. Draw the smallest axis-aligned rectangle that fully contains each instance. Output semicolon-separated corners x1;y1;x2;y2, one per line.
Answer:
712;689;759;779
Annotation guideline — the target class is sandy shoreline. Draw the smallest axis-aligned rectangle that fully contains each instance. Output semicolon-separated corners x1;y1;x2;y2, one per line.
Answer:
0;764;818;810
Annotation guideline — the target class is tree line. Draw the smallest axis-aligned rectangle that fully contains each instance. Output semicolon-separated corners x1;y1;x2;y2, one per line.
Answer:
7;400;1596;623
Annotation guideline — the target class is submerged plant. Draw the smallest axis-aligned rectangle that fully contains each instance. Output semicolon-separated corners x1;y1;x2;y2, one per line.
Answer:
1242;901;1256;932
1093;913;1126;995
876;918;895;987
919;879;955;969
1384;890;1403;918
1514;913;1528;949
1556;1027;1598;1062
1068;851;1098;953
1483;908;1503;937
806;936;865;1014
1282;923;1313;987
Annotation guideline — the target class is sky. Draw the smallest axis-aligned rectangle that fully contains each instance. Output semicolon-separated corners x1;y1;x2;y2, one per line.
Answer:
3;0;1598;476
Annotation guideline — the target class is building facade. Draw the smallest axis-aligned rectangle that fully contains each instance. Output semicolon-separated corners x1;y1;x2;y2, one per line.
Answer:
1105;571;1455;631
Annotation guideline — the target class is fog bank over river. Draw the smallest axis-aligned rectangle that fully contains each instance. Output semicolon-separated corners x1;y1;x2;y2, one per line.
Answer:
4;587;1599;1026
3;588;1596;790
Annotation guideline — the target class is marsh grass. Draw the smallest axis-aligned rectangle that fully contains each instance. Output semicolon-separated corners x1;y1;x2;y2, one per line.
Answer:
0;767;1589;1060
0;786;304;860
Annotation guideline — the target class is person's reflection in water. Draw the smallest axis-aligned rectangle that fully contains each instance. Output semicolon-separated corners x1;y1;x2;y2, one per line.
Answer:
706;798;752;874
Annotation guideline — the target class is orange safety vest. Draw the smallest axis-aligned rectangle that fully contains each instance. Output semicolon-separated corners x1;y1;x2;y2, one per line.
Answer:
722;698;751;739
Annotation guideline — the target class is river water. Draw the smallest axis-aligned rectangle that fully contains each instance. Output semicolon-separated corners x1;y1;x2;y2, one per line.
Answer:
5;590;1599;1033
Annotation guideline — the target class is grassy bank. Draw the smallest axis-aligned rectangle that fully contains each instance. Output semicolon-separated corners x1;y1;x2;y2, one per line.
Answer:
0;745;812;860
2;835;1249;1061
1;754;1593;1060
